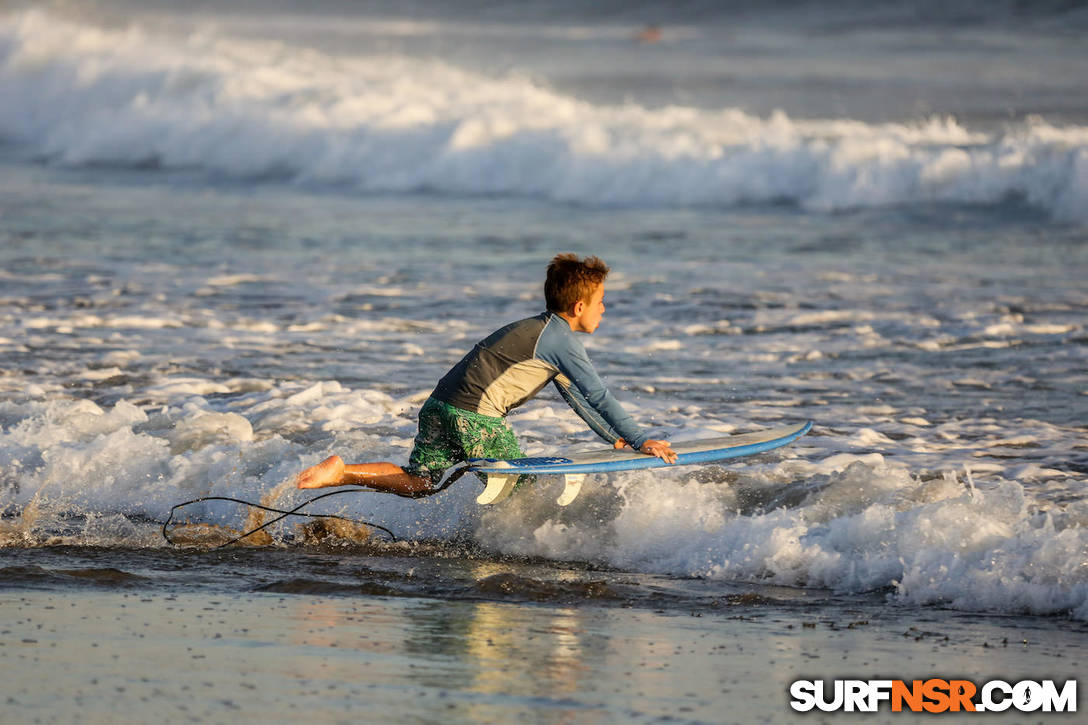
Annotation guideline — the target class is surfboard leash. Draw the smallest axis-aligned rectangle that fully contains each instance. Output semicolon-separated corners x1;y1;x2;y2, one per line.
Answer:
161;462;476;549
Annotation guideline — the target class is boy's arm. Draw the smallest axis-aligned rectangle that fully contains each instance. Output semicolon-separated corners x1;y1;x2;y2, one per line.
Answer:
537;317;675;462
552;378;624;446
556;367;676;462
547;342;650;450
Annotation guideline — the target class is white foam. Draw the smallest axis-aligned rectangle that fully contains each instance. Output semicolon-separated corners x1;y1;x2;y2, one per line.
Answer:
167;408;254;454
205;274;266;287
2;9;1086;222
79;367;125;381
145;378;231;398
1;370;1084;619
478;459;1088;620
0;391;470;544
23;314;184;331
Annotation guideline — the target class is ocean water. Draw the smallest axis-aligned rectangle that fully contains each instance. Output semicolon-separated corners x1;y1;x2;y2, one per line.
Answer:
1;0;1087;656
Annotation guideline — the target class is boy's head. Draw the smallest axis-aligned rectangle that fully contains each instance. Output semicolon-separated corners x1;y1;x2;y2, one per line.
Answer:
545;253;609;313
545;253;609;333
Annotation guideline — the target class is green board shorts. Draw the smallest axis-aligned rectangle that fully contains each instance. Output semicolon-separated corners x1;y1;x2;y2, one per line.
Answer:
406;397;527;485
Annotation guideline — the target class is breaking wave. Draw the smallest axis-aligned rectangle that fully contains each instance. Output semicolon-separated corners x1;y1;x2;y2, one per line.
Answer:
1;9;1086;222
3;395;1086;621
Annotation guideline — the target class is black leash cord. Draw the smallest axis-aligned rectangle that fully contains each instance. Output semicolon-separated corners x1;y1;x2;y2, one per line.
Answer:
162;464;474;549
162;490;398;548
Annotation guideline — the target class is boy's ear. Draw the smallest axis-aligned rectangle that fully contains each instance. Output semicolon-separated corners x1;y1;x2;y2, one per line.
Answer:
571;299;586;316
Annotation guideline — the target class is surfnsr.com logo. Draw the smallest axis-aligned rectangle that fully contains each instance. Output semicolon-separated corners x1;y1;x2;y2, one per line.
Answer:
790;679;1077;713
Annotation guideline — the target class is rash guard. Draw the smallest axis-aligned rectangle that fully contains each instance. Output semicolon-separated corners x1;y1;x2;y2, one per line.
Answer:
430;311;650;450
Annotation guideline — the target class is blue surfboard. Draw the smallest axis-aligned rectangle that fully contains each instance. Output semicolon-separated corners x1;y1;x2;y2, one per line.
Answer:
469;420;812;506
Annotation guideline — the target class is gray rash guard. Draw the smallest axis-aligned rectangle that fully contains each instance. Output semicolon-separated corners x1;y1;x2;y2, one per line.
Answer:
430;311;650;449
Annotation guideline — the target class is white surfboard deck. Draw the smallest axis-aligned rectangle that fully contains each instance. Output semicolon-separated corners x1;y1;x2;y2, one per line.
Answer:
469;420;812;506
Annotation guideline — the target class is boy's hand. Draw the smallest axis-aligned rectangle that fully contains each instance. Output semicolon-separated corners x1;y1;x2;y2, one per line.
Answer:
639;439;677;464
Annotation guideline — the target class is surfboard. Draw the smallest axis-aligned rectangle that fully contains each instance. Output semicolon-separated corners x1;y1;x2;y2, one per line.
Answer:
469;420;812;506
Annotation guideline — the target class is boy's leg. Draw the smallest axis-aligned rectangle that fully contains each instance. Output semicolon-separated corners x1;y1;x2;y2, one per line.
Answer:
402;399;526;490
458;416;522;460
295;400;518;494
452;409;534;491
296;399;452;493
295;455;345;489
296;456;431;493
343;462;432;493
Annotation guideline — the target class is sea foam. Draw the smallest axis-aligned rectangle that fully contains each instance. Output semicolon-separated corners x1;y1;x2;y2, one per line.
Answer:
478;458;1088;620
1;376;1085;620
1;9;1086;222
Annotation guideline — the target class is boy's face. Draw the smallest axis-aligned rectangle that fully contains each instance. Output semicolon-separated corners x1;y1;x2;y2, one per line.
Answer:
570;283;606;333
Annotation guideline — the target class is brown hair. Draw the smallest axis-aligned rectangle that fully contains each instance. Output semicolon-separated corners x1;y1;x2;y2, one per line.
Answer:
544;253;609;313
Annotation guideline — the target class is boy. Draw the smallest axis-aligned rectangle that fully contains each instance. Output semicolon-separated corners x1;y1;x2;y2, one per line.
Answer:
296;253;676;493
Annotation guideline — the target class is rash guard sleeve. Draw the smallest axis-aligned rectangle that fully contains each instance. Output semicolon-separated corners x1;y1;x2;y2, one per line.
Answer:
552;378;622;445
535;315;650;450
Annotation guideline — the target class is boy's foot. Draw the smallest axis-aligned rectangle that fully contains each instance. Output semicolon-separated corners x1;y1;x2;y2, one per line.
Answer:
296;455;346;489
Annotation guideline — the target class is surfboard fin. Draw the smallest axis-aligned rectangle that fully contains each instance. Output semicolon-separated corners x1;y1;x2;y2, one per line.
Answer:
477;470;586;506
556;474;585;506
476;473;517;505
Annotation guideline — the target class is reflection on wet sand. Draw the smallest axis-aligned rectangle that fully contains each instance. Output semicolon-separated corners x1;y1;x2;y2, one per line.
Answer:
3;588;1081;724
463;603;589;698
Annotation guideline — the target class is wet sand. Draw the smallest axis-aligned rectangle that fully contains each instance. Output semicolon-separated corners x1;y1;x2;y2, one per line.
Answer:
2;588;1083;724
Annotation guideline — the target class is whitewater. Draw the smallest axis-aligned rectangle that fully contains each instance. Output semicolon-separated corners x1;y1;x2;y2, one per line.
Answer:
1;8;1087;221
1;0;1086;633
